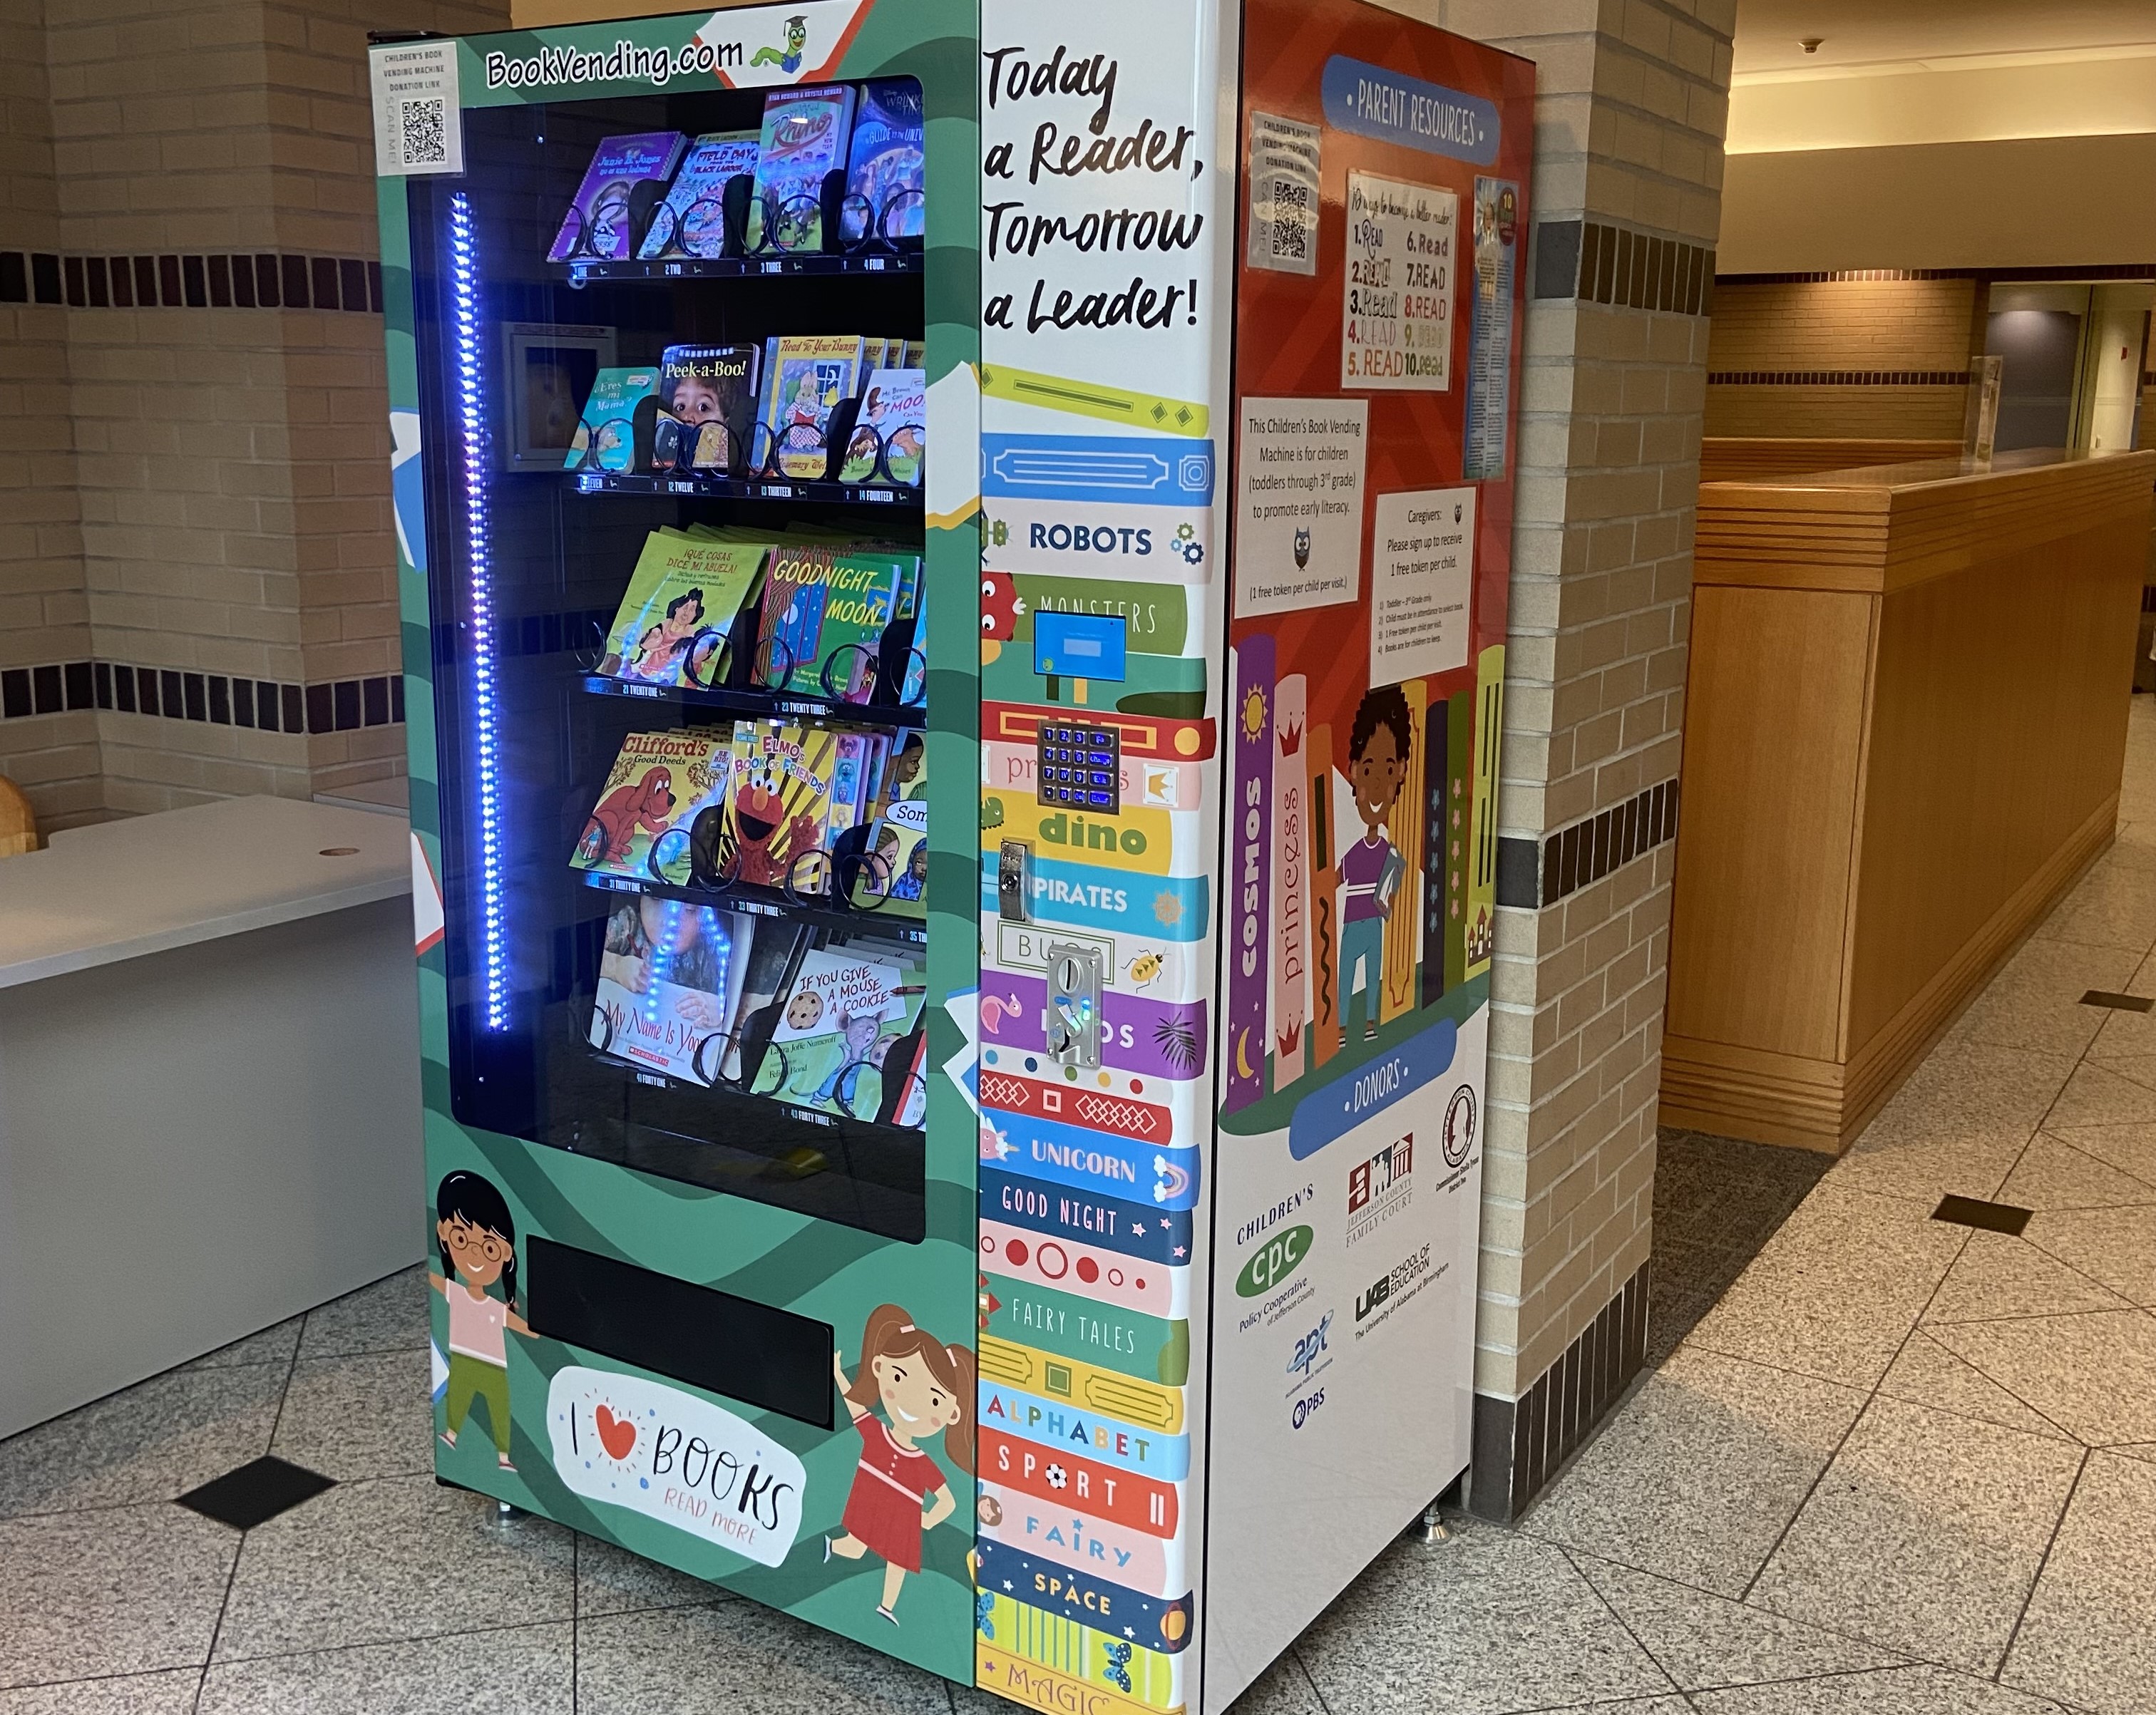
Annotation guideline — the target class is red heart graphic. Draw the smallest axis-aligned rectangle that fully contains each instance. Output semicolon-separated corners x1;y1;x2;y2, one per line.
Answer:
594;1404;637;1461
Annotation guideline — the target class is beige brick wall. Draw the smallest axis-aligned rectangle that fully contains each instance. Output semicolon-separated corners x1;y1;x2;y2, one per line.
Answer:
0;0;100;832
1431;0;1735;1406
1704;276;1978;438
20;0;508;813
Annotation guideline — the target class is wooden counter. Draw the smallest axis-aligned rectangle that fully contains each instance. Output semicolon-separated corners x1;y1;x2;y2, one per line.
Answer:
1700;437;1960;483
1662;448;2156;1150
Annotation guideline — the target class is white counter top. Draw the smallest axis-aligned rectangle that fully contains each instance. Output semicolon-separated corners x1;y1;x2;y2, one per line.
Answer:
0;795;411;990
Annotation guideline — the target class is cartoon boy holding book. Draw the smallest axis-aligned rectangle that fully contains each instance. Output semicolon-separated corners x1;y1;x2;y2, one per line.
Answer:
1338;686;1412;1046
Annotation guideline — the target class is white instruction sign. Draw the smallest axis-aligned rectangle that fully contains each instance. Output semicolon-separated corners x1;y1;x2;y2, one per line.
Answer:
1233;398;1369;616
1370;488;1476;686
1343;173;1456;390
371;40;463;177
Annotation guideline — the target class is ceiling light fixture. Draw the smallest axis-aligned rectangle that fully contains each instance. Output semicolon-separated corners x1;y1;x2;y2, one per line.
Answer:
1800;36;1823;53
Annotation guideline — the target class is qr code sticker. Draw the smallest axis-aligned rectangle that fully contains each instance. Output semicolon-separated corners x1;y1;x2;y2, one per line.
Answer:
1270;177;1310;262
399;97;447;167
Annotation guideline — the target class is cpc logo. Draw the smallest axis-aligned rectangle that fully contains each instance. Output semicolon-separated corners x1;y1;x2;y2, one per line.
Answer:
1234;1224;1311;1299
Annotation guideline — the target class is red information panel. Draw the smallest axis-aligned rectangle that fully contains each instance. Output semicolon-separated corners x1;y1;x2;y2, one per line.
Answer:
1224;0;1533;1111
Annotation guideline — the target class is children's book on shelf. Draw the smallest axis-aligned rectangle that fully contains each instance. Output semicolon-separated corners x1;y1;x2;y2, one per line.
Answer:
637;130;759;258
654;342;761;473
724;721;838;890
766;336;864;478
757;544;910;696
823;731;873;849
751;945;926;1119
843;81;926;241
854;796;928;914
549;132;687;262
564;366;659;472
587;896;736;1083
843;368;925;486
748;84;857;251
597;530;768;689
570;727;734;885
720;915;808;1085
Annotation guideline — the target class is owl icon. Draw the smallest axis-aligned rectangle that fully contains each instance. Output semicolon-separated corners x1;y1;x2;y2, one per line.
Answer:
1293;525;1311;569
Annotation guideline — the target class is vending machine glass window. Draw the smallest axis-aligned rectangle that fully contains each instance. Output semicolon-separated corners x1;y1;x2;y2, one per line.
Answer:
403;83;934;1242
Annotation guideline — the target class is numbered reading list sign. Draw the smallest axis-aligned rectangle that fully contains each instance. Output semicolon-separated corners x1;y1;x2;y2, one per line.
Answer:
1342;172;1456;390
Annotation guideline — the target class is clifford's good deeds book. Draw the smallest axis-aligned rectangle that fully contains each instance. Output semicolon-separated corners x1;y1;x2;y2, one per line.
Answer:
548;132;687;262
571;727;734;886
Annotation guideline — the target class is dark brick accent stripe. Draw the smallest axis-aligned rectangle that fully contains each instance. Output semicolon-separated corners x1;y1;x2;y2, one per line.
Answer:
1467;1257;1651;1522
0;252;383;313
1708;369;1970;387
1531;217;1715;317
1;660;403;735
1720;263;2156;286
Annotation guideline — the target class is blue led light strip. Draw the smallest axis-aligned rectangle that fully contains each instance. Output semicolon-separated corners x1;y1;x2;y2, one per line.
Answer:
448;192;508;1031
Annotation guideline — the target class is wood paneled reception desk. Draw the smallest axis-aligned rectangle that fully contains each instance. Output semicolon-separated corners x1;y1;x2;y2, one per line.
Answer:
1662;448;2156;1150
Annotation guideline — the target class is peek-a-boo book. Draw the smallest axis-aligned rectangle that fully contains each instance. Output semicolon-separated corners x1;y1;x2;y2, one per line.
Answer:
371;4;1530;1706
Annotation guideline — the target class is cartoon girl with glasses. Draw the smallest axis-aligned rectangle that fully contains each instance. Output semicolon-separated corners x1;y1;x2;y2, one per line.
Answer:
429;1170;530;1472
826;1304;975;1624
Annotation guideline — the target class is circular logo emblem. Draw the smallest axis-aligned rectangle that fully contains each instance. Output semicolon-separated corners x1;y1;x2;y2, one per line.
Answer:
1442;1084;1477;1168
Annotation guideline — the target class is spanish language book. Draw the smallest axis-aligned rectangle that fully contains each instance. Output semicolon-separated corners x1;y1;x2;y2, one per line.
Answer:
570;727;734;886
597;529;769;689
587;896;736;1083
637;130;759;258
843;80;925;240
548;131;687;262
749;84;857;250
563;366;659;472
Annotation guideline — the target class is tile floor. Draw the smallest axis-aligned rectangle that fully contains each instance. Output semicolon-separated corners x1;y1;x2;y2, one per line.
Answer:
6;705;2156;1714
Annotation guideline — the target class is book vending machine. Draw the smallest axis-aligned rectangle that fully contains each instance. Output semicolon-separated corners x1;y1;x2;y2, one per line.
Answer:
371;1;1529;1708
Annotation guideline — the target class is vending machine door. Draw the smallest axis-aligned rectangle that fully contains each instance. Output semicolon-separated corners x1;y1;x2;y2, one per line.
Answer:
373;4;980;1679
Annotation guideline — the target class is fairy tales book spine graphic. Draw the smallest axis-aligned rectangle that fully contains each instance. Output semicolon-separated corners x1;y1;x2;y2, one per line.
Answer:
973;0;1223;1707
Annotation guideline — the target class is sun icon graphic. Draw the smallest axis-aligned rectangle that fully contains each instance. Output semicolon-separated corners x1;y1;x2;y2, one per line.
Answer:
1153;891;1185;927
1241;686;1267;740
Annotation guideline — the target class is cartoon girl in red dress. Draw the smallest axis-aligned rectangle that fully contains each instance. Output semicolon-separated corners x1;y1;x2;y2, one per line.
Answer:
825;1303;975;1624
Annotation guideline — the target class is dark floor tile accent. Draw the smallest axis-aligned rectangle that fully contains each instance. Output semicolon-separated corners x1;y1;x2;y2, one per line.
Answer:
2080;989;2155;1012
176;1455;336;1531
1468;1258;1651;1523
1932;1194;2033;1237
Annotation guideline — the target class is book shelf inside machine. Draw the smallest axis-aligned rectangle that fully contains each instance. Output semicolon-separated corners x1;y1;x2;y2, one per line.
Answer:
411;76;935;1243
